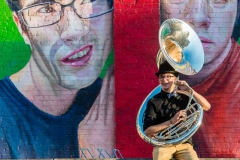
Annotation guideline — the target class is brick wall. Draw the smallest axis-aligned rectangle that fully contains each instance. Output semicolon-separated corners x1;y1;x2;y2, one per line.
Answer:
0;0;240;158
115;0;240;158
114;0;160;158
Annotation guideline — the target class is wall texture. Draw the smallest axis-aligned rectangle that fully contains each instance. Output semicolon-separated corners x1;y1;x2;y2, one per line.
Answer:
115;0;240;158
0;0;240;158
115;0;160;158
0;0;114;158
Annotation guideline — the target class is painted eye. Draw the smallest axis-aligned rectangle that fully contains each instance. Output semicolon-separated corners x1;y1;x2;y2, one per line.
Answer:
39;4;56;13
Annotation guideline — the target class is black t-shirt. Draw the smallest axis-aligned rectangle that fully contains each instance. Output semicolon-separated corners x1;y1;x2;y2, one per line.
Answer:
143;90;193;145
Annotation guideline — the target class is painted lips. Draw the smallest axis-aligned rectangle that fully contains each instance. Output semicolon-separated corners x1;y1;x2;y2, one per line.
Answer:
199;36;213;48
60;45;92;67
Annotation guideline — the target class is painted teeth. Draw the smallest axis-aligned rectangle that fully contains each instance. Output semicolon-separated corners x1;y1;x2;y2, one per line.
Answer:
69;48;90;60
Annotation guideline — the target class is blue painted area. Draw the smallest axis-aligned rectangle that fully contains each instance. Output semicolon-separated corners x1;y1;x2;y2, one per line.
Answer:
0;77;102;158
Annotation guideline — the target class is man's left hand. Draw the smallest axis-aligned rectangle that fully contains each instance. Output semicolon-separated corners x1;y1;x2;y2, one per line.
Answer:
174;80;190;92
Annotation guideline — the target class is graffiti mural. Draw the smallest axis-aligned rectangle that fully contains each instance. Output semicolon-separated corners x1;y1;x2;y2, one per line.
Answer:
0;0;114;158
113;0;240;158
159;0;240;158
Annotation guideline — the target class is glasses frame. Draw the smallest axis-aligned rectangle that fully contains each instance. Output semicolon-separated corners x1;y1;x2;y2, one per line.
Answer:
158;75;175;80
17;0;114;28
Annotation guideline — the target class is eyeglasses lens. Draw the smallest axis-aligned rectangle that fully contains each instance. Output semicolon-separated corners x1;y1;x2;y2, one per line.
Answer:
20;0;112;27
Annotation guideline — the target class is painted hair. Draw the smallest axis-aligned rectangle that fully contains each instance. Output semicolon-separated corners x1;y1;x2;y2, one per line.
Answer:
232;0;240;41
5;0;20;11
6;0;114;12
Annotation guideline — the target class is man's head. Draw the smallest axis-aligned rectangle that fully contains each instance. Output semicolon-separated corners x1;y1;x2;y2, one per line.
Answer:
6;0;113;89
160;0;238;65
156;61;179;92
155;61;179;78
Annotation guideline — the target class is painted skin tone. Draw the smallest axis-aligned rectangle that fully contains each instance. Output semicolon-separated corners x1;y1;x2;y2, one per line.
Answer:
144;73;210;137
9;0;114;157
11;0;113;115
160;0;238;85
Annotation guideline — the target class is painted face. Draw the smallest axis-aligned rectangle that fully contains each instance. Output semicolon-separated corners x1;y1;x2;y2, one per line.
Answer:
18;0;113;89
160;0;237;65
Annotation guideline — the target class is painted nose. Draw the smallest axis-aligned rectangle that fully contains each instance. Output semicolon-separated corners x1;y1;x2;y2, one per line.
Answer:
60;6;90;44
185;0;211;29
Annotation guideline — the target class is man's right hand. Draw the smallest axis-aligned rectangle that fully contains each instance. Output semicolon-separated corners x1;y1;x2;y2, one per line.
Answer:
170;110;186;124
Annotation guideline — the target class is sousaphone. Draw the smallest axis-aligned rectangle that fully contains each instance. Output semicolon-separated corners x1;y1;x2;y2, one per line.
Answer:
136;19;204;146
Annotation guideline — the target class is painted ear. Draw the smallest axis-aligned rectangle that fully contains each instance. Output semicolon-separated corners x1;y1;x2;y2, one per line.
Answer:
13;12;31;45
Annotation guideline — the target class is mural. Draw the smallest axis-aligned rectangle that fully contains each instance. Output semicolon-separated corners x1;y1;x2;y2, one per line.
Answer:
116;0;240;158
159;0;240;158
0;0;114;158
160;0;240;157
1;0;240;158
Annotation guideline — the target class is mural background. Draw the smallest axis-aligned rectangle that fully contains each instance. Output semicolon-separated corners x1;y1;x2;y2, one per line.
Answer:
0;0;114;158
115;0;160;158
0;2;30;78
1;0;240;158
115;0;240;158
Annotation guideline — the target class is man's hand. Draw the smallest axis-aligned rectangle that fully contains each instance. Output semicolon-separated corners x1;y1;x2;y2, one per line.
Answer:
78;66;115;158
174;80;190;92
175;80;211;111
170;109;186;124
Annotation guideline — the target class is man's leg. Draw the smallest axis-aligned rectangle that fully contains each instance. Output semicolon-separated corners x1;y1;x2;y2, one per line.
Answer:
173;143;199;160
152;146;176;160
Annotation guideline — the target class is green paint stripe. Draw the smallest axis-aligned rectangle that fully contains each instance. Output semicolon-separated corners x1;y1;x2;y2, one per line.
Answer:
99;49;114;79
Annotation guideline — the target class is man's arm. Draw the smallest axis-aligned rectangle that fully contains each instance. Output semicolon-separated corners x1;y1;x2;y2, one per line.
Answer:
175;80;211;111
192;89;211;111
144;120;171;138
144;109;187;137
78;65;115;158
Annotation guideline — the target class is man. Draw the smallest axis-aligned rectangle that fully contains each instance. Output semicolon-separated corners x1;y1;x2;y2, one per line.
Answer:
160;0;240;157
0;0;114;158
144;61;210;160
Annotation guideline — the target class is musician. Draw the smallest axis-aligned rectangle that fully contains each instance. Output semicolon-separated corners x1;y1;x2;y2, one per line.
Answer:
144;61;210;160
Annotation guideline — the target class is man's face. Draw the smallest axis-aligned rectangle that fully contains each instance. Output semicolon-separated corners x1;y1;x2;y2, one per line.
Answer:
17;0;113;89
160;0;237;65
158;73;177;91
